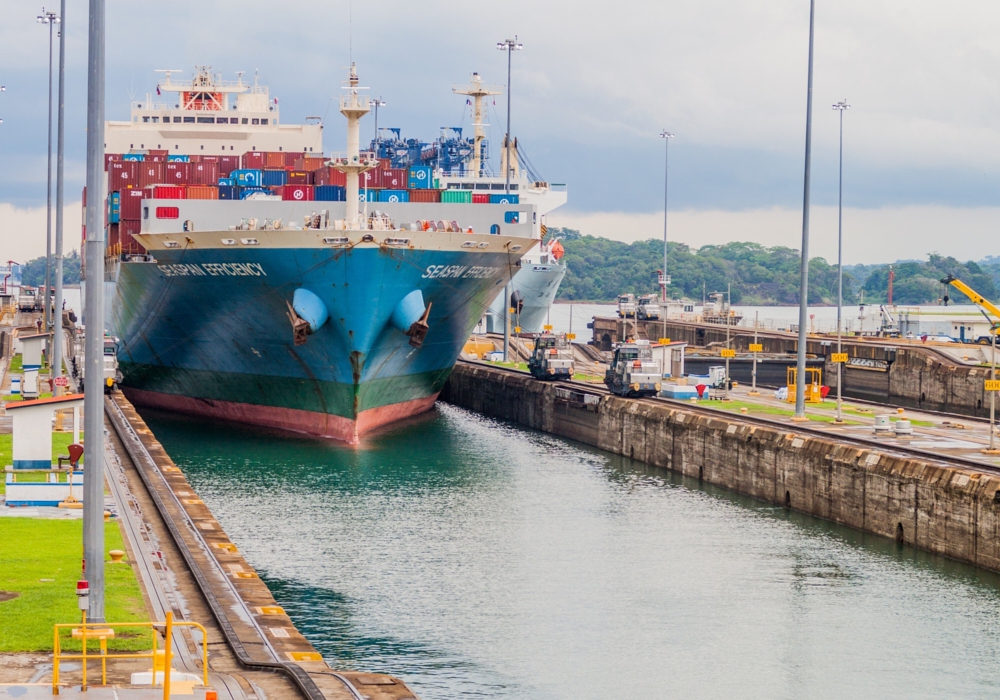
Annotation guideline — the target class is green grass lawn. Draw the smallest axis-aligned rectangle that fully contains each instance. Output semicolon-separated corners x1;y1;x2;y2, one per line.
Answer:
0;432;83;495
8;354;49;373
0;519;149;652
708;399;861;425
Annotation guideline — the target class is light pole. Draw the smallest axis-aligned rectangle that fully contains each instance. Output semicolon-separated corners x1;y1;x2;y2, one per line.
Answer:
832;99;850;423
498;36;522;362
53;0;67;396
38;8;60;335
372;97;385;157
659;130;674;302
83;0;107;621
794;0;816;420
0;85;6;124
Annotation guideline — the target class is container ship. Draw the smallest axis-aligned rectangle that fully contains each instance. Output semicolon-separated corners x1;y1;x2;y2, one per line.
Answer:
98;65;556;443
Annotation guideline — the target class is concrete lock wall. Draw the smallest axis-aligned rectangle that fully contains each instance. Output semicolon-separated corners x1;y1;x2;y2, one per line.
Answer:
442;363;1000;573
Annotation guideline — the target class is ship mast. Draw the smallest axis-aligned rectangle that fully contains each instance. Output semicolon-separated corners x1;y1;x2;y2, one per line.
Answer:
333;63;376;227
453;73;500;178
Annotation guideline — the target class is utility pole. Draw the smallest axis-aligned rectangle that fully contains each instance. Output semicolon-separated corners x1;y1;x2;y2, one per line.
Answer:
53;0;67;397
794;0;816;420
83;0;106;621
659;130;674;302
833;99;850;423
498;36;522;362
725;283;731;400
749;310;760;396
38;8;60;335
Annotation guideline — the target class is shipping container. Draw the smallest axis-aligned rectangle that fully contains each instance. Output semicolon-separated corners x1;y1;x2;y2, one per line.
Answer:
122;153;145;162
148;149;169;156
166;154;190;163
472;193;490;204
138;162;166;188
108;191;121;224
315;185;346;201
188;155;203;163
294;156;326;172
441;190;472;204
262;169;288;187
108;161;140;191
237;186;269;200
264;152;285;168
408;165;433;189
119;188;145;219
286;170;311;185
218;185;238;200
359;170;378;188
283;151;305;168
218;178;235;187
314;166;347;187
231;169;263;187
105;153;122;170
219;156;239;176
165;162;191;185
357;189;378;202
281;185;315;202
118;220;146;255
146;155;166;162
377;169;408;189
198;155;217;163
408;189;441;203
489;194;519;204
241;151;266;169
378;189;409;203
186;185;219;200
144;185;186;200
190;161;219;186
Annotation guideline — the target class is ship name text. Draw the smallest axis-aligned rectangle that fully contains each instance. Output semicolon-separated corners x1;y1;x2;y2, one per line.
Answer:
421;265;502;280
158;262;267;278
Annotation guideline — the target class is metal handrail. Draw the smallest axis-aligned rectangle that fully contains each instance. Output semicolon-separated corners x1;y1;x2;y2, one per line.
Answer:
53;612;208;695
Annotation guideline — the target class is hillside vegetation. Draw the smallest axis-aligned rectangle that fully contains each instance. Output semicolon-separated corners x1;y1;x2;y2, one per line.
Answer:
552;228;999;305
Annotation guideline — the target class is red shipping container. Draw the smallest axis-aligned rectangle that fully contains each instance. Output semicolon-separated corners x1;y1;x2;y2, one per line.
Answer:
242;151;266;169
138;162;166;188
219;156;239;176
119;188;146;219
280;185;315;202
283;151;305;168
265;152;285;168
146;155;166;162
108;161;140;191
105;153;122;171
190;161;219;185
165;162;191;184
199;155;218;163
144;185;186;199
148;149;169;156
408;189;441;203
359;170;378;187
293;156;326;172
286;171;311;185
119;220;146;255
380;169;407;189
186;185;219;200
472;193;490;204
314;166;346;187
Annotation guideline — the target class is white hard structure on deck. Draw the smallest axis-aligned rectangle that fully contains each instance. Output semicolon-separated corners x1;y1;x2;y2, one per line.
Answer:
453;73;501;179
6;393;83;469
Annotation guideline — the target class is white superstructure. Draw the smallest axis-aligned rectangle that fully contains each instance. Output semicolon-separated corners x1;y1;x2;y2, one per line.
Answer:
104;67;323;155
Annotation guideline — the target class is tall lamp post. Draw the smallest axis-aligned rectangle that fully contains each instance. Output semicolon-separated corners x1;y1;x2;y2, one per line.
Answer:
659;130;674;303
794;0;816;419
52;0;67;396
498;36;522;362
832;99;850;423
38;8;60;335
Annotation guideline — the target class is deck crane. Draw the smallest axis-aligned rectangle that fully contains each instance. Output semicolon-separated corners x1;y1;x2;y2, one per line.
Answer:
940;275;1000;344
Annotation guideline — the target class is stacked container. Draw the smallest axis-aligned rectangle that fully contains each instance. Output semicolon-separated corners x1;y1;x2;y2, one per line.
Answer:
408;166;433;189
472;193;490;204
280;185;315;201
378;190;409;203
315;186;346;201
232;169;264;187
408;189;441;203
262;169;288;187
441;190;472;203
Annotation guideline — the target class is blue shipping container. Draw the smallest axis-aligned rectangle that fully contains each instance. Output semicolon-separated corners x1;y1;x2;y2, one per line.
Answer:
261;169;288;187
122;153;144;162
408;165;433;189
238;186;270;200
490;194;520;204
232;169;263;187
108;191;121;224
167;154;190;162
315;185;346;201
358;190;378;202
378;190;409;203
218;185;237;200
217;178;235;187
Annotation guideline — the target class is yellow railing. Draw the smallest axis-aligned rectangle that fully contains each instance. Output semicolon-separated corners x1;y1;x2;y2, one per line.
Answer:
53;611;208;696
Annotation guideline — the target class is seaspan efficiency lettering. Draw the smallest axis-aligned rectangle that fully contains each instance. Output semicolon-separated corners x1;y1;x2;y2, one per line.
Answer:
158;262;266;278
422;264;501;280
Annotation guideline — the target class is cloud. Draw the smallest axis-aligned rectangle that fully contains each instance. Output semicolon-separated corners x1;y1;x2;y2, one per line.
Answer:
548;205;1000;265
0;202;82;263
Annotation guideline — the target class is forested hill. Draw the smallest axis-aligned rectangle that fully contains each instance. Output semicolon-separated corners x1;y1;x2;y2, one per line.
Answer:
551;228;998;305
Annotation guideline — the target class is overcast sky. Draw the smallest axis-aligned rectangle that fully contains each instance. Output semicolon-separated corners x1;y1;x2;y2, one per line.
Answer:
1;0;999;263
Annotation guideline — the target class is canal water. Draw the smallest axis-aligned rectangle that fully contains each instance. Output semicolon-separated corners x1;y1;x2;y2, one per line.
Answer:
144;405;1000;699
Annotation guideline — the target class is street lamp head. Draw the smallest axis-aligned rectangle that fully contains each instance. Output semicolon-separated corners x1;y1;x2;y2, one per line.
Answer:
498;36;522;51
660;130;674;139
832;100;850;111
37;10;59;23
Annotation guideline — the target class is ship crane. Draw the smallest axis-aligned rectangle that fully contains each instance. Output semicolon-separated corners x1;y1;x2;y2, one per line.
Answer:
941;274;1000;344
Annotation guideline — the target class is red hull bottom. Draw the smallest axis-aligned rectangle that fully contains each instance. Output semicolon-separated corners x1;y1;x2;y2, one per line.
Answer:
122;388;440;445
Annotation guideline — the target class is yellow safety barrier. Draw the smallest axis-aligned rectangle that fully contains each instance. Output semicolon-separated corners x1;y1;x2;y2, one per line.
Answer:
53;611;208;695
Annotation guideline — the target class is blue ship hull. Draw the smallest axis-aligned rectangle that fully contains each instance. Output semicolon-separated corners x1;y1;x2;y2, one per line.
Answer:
112;243;519;442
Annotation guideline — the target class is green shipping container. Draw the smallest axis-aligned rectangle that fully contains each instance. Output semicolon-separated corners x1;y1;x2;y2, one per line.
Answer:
441;190;472;203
